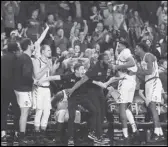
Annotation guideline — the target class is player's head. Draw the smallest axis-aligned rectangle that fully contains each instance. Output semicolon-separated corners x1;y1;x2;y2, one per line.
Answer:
135;42;149;56
40;45;51;58
74;45;80;53
7;42;20;54
74;63;86;77
118;40;129;53
20;38;34;53
98;53;110;65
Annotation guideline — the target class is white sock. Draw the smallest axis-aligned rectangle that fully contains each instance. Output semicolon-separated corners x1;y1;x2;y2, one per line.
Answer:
159;127;163;136
122;128;128;138
154;128;160;136
126;109;137;132
1;131;6;137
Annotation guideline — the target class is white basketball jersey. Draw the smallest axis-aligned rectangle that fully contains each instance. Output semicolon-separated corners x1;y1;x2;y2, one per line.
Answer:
116;48;137;78
141;53;159;81
38;58;50;86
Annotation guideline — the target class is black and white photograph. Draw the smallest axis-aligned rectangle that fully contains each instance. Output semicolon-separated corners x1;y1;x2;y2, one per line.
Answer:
1;1;167;146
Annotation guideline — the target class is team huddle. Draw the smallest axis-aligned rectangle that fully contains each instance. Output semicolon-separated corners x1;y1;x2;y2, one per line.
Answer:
1;24;166;146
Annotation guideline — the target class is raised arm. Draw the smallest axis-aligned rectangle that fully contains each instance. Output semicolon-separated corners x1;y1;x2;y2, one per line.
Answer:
70;22;78;41
82;20;88;41
35;24;50;45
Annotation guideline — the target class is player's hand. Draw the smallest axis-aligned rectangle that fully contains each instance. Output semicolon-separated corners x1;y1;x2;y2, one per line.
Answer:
53;59;60;70
45;23;49;29
34;80;42;86
145;99;151;107
65;88;74;97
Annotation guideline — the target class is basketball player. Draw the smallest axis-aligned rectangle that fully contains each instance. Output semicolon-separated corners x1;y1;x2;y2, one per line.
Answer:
51;90;81;144
13;38;35;146
103;41;139;144
32;45;60;144
135;42;165;142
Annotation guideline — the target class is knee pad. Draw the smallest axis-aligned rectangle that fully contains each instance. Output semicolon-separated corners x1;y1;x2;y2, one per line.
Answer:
74;111;81;124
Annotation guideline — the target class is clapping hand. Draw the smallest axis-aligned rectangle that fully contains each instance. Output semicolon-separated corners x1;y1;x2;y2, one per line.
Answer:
53;59;61;70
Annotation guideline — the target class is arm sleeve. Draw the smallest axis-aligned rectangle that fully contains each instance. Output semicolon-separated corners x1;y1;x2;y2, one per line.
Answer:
60;74;72;81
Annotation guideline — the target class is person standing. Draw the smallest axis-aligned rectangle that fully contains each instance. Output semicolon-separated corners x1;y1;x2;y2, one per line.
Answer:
13;38;35;146
1;43;21;146
104;40;139;144
32;45;59;145
135;42;165;142
66;53;110;143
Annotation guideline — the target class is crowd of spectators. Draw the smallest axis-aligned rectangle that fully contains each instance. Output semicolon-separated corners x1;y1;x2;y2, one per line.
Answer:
1;1;167;59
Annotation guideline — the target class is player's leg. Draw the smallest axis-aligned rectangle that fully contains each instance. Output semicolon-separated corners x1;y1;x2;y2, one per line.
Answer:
34;87;43;144
145;79;165;142
14;91;33;145
1;88;11;144
40;88;53;144
125;82;139;140
10;89;21;144
79;97;97;140
67;97;78;145
117;79;131;144
55;109;67;143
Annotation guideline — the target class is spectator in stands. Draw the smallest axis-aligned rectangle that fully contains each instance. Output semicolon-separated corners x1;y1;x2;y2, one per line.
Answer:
54;28;69;52
89;5;102;33
73;20;88;52
129;10;143;39
63;15;73;39
26;9;41;43
2;1;20;37
156;1;167;26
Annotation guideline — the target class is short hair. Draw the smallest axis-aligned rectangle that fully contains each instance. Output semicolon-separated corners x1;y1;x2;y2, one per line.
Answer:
7;42;20;53
137;42;149;52
119;40;129;48
20;38;32;51
40;45;50;54
98;53;108;61
74;63;83;71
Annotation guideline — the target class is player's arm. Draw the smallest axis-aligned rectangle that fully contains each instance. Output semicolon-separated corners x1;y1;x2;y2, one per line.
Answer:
115;56;135;70
104;77;124;87
92;80;107;89
35;75;61;85
67;75;89;96
137;54;154;75
35;24;49;45
32;59;49;80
